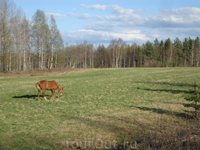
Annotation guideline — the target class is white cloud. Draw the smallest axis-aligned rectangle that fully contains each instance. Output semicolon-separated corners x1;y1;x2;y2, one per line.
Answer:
68;6;200;28
81;4;107;11
46;13;66;20
66;5;200;44
62;29;149;44
85;22;120;31
67;13;104;20
147;7;200;28
110;4;141;15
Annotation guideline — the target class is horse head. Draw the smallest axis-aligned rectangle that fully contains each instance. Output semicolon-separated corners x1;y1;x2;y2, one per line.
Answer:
59;87;64;96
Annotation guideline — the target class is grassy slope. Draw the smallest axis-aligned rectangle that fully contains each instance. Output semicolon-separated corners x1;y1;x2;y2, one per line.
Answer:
0;68;200;149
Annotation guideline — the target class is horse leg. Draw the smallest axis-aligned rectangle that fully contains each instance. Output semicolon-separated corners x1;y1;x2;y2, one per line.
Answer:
51;90;55;99
42;90;46;100
37;90;40;100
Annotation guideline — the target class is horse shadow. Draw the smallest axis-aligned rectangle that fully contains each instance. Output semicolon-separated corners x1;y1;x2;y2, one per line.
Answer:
13;94;55;100
13;95;38;99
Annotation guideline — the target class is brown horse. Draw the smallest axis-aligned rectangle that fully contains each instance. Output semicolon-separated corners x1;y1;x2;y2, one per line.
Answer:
36;80;63;100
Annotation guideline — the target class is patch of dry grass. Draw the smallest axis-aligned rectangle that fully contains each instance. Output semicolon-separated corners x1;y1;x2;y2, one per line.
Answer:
0;68;92;78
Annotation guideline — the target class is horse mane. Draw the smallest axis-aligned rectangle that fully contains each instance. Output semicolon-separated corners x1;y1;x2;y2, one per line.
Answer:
55;81;62;90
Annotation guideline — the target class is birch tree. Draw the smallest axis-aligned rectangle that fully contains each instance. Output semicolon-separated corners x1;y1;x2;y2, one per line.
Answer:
49;15;60;68
0;0;17;71
32;10;48;69
12;8;31;71
54;30;64;68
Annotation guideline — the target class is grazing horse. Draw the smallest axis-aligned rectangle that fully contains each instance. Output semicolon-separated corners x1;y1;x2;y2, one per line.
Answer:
36;80;63;100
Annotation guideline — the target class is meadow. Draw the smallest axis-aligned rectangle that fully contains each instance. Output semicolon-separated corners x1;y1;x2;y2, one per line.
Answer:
0;68;200;150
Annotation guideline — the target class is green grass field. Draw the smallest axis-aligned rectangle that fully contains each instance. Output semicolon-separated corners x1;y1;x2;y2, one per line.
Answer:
0;68;200;150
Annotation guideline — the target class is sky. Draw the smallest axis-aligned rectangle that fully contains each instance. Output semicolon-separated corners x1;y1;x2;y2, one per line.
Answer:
14;0;200;45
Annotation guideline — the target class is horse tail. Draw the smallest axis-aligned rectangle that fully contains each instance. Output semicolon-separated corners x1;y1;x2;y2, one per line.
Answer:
36;82;41;91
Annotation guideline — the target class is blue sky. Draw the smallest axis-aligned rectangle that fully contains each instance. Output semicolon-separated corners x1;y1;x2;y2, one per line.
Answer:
14;0;200;45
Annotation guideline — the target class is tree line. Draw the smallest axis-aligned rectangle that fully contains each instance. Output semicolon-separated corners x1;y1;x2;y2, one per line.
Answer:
1;0;200;71
66;37;200;68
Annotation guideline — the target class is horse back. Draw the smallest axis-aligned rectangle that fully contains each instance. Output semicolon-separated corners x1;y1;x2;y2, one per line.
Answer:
37;80;60;90
47;80;60;90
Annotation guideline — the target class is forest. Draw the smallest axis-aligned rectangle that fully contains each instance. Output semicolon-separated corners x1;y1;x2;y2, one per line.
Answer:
1;0;200;71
